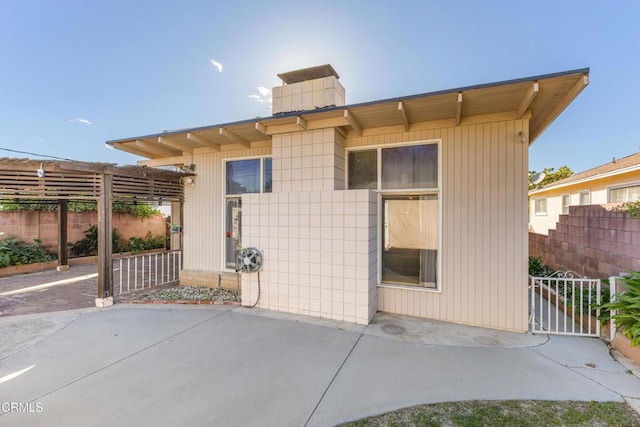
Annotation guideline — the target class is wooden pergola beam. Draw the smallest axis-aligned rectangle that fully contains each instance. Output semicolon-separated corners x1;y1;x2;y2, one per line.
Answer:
57;199;68;270
219;127;250;148
517;82;539;118
97;173;113;301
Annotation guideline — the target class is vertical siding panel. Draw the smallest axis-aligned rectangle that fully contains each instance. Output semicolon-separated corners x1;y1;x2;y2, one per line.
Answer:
458;125;468;322
482;123;492;326
466;124;477;324
498;122;514;325
445;126;457;321
490;122;500;327
474;124;484;325
505;121;515;329
516;120;528;330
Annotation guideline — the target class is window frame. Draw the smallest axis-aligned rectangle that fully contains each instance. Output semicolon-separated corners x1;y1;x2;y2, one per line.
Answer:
579;190;591;205
346;139;442;293
561;193;570;215
534;198;547;216
608;182;640;203
222;155;272;271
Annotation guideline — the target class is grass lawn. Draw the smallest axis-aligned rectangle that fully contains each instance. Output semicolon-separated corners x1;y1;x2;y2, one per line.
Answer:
340;400;640;426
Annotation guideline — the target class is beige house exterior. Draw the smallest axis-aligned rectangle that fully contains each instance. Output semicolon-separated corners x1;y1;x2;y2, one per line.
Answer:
529;152;640;235
108;64;588;332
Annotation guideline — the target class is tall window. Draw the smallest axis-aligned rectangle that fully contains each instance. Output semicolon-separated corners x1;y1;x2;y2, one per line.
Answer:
609;184;640;203
224;157;271;269
562;194;570;215
348;141;440;289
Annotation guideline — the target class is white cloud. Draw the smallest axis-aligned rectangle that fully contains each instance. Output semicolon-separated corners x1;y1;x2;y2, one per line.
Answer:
249;86;272;106
69;118;92;125
210;59;223;73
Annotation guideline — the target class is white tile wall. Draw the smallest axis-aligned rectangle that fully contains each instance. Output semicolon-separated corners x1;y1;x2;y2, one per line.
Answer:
241;189;377;325
272;76;345;114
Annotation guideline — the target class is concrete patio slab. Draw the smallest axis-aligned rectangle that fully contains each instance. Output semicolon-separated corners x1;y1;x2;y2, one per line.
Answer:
0;305;638;426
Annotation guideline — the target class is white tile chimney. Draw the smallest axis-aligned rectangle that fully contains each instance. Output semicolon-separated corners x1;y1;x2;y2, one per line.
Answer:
272;64;345;115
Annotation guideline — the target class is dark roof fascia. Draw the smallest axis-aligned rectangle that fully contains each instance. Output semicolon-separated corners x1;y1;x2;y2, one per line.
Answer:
106;67;590;145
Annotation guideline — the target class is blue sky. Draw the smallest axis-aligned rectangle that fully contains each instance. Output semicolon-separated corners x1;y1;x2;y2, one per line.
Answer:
1;1;638;174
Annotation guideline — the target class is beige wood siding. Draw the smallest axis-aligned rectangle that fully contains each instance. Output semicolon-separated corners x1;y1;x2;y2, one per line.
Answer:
182;147;271;273
348;120;529;332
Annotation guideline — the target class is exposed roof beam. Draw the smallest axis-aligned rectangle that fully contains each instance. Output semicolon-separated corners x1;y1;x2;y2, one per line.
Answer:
255;122;268;135
344;109;362;136
296;116;307;130
138;156;191;168
157;136;193;154
455;92;463;126
113;142;154;158
219;127;250;148
136;140;179;157
187;132;220;151
517;82;539;118
397;101;409;131
531;74;589;143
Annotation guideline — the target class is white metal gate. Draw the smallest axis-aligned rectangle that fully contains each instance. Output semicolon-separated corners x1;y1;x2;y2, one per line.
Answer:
529;271;601;337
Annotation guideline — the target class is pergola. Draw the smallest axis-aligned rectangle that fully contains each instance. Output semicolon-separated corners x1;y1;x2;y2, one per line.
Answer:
0;158;188;301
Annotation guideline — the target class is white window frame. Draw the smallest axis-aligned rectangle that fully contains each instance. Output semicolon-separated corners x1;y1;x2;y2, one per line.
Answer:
534;198;547;216
579;190;591;205
561;193;570;215
222;155;271;271
607;181;640;203
346;139;442;293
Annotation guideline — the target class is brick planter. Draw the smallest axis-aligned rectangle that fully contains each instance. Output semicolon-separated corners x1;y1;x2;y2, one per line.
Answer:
613;331;640;366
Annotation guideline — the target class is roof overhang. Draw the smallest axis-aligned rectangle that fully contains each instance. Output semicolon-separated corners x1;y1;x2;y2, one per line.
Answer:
529;163;640;196
107;68;589;167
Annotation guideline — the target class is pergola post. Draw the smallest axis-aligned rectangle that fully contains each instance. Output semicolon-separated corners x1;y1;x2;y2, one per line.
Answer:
96;173;113;306
57;199;69;271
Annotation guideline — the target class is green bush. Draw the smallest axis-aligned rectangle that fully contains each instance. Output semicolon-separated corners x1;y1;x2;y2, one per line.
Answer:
0;201;159;219
599;271;640;346
528;256;552;277
124;232;167;254
70;225;123;257
0;237;55;267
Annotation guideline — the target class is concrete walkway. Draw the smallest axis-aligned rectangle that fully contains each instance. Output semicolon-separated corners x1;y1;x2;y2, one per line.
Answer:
1;305;639;426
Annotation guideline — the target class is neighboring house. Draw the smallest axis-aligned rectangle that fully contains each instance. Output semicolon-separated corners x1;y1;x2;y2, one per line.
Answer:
529;152;640;235
107;64;588;332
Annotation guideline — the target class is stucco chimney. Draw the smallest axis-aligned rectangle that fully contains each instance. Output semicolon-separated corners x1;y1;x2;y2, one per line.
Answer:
272;64;345;115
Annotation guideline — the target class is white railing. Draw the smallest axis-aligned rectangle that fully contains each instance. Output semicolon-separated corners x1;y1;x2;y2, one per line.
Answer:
114;250;181;295
529;271;601;337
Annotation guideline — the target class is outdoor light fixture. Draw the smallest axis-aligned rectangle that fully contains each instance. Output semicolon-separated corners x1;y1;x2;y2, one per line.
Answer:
518;131;528;144
180;176;196;187
36;163;45;178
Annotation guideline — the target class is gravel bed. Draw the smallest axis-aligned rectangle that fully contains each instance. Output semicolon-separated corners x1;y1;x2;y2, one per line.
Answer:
137;286;239;302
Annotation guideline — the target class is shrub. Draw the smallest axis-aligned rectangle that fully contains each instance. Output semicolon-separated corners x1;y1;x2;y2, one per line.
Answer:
528;256;552;277
0;237;55;267
70;225;123;257
598;271;640;346
124;232;167;254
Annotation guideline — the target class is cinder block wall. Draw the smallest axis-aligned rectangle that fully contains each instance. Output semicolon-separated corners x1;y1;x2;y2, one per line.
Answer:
529;205;640;278
0;211;167;253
